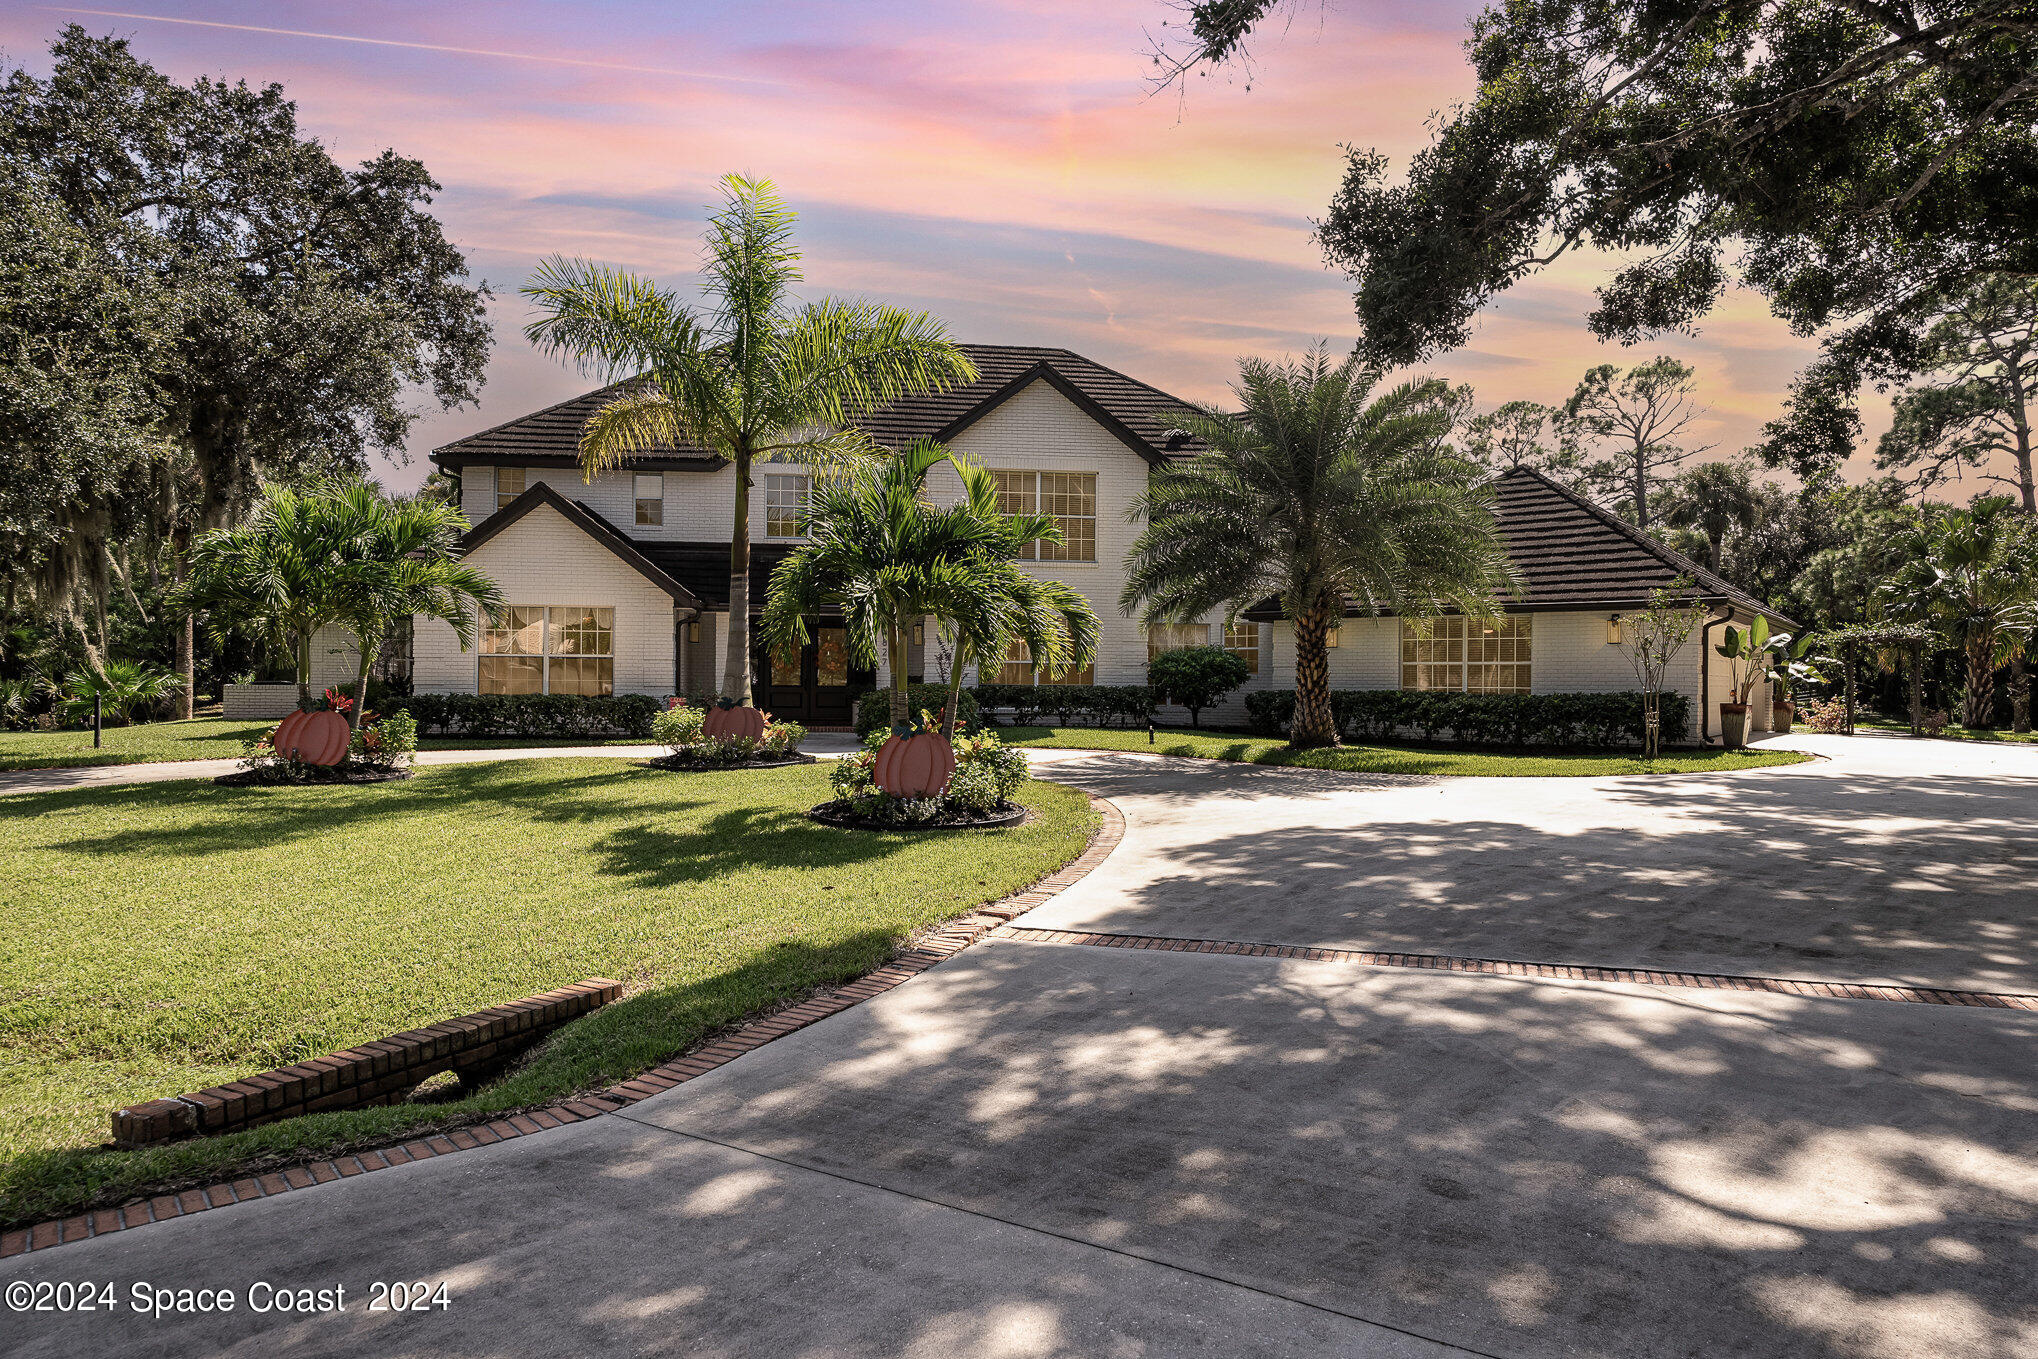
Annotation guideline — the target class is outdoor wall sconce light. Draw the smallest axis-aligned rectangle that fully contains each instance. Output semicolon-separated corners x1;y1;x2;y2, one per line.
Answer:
688;622;702;643
1606;614;1623;645
911;623;924;645
1325;626;1341;648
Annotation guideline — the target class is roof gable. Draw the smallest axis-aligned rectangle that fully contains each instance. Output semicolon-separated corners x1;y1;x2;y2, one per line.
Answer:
460;483;702;609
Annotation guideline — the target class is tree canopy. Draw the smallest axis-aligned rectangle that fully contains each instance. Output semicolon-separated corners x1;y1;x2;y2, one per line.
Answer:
1162;2;2038;457
0;27;492;664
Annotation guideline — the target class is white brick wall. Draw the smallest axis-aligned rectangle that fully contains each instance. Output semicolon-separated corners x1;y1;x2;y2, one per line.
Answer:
413;501;679;696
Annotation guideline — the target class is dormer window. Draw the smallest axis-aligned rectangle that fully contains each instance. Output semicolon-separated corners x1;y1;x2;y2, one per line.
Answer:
496;467;525;511
634;473;663;526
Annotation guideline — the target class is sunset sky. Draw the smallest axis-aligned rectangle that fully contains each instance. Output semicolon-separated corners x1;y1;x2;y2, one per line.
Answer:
5;2;1902;492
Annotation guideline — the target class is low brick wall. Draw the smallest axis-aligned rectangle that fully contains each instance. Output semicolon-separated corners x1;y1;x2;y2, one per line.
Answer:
221;683;302;721
112;979;622;1146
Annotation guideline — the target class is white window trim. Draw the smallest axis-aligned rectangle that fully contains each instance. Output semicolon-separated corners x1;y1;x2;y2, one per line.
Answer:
990;468;1098;563
634;473;664;527
763;471;810;540
478;605;616;696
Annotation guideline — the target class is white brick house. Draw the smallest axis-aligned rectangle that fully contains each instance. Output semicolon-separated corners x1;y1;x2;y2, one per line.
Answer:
415;344;1789;742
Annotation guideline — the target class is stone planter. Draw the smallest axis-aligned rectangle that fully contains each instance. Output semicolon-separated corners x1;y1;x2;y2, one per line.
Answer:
1719;703;1751;749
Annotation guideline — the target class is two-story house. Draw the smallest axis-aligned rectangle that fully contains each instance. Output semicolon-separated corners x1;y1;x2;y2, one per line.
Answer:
402;343;1782;741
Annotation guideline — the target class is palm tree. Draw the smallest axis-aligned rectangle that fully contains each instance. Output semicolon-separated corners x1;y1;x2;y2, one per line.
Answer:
1884;499;2038;728
1124;348;1519;749
56;659;182;727
522;174;978;708
1661;460;1760;573
759;441;1018;727
177;483;352;707
321;484;503;739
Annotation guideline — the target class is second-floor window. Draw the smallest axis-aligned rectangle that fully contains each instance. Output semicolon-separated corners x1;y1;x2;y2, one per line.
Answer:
764;473;809;538
991;470;1097;562
495;466;525;511
634;473;663;526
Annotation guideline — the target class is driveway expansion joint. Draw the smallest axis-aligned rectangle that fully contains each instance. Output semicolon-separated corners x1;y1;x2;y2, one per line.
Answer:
1;795;1126;1261
989;926;2038;1010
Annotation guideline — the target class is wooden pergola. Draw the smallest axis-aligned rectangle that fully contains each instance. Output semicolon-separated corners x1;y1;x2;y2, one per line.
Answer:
1812;623;1938;735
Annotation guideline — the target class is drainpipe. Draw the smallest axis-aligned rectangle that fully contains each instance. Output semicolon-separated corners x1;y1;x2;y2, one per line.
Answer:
1699;606;1733;746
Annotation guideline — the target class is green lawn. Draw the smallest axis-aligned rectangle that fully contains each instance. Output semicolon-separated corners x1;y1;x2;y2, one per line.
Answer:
999;726;1813;776
0;758;1095;1228
1857;718;2038;744
0;718;653;771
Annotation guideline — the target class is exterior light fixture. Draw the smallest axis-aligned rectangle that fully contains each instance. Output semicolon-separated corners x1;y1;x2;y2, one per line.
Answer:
1606;614;1623;645
1325;626;1341;649
911;623;924;646
688;622;702;644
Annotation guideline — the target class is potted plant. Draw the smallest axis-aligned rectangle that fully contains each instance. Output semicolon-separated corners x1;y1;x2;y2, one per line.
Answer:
1715;617;1807;747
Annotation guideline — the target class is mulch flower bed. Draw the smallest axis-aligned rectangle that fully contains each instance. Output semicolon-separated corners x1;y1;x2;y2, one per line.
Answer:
646;751;818;773
213;765;414;787
806;799;1029;831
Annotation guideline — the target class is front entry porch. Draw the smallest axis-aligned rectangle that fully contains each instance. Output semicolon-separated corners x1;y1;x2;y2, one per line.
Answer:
755;622;870;727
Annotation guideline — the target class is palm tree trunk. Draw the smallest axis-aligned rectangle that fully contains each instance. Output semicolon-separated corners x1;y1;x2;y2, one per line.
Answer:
1291;601;1339;749
721;442;755;705
1965;640;1994;728
296;627;313;709
888;622;909;728
2012;653;2030;734
347;629;377;745
943;631;967;740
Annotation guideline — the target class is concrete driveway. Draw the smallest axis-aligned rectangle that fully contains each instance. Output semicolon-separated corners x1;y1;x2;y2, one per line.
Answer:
7;733;2035;1358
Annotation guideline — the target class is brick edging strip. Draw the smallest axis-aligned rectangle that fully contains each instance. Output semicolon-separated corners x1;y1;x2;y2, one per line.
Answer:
990;926;2038;1011
2;797;1127;1260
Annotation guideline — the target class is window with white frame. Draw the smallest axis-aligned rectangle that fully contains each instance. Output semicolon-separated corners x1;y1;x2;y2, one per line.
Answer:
764;473;809;538
1224;622;1261;675
495;466;525;511
1399;616;1531;694
991;638;1094;687
479;606;614;695
634;473;663;526
990;470;1097;562
1145;622;1210;661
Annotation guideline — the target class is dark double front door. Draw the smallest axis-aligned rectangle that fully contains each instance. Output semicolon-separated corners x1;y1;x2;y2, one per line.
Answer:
753;622;868;726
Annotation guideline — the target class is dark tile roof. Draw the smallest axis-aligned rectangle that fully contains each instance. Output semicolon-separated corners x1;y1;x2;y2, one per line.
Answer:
431;344;1202;469
432;381;726;469
635;541;802;611
1245;466;1792;625
1493;467;1789;622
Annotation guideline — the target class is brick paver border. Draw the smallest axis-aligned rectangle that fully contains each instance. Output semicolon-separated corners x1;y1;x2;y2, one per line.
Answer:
990;926;2038;1011
1;797;1127;1260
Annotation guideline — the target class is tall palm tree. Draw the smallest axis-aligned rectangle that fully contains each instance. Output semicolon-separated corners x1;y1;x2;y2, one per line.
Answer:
1661;460;1760;573
1884;499;2038;728
321;484;503;738
177;483;353;707
759;441;1018;727
1124;348;1519;749
522;174;978;707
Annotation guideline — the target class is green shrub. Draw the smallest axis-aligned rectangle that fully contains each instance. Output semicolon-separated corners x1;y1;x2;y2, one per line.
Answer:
970;683;1156;728
350;709;417;770
1244;689;1692;748
389;692;662;738
853;684;980;737
651;703;707;751
1147;646;1251;726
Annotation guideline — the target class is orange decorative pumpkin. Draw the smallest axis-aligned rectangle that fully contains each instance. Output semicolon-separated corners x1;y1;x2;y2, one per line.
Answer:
276;709;351;766
875;729;956;798
703;703;768;741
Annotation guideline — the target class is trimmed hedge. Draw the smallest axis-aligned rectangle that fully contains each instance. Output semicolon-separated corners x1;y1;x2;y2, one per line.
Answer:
969;683;1158;728
389;692;663;738
853;684;983;738
1242;689;1692;749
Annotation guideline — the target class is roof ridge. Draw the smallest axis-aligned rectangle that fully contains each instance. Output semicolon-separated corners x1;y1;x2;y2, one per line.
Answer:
1497;465;1774;616
434;377;639;456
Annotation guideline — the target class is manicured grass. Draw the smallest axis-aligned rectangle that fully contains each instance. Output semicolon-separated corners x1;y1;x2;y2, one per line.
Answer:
0;718;653;770
999;726;1813;776
0;758;1096;1228
1857;718;2038;744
